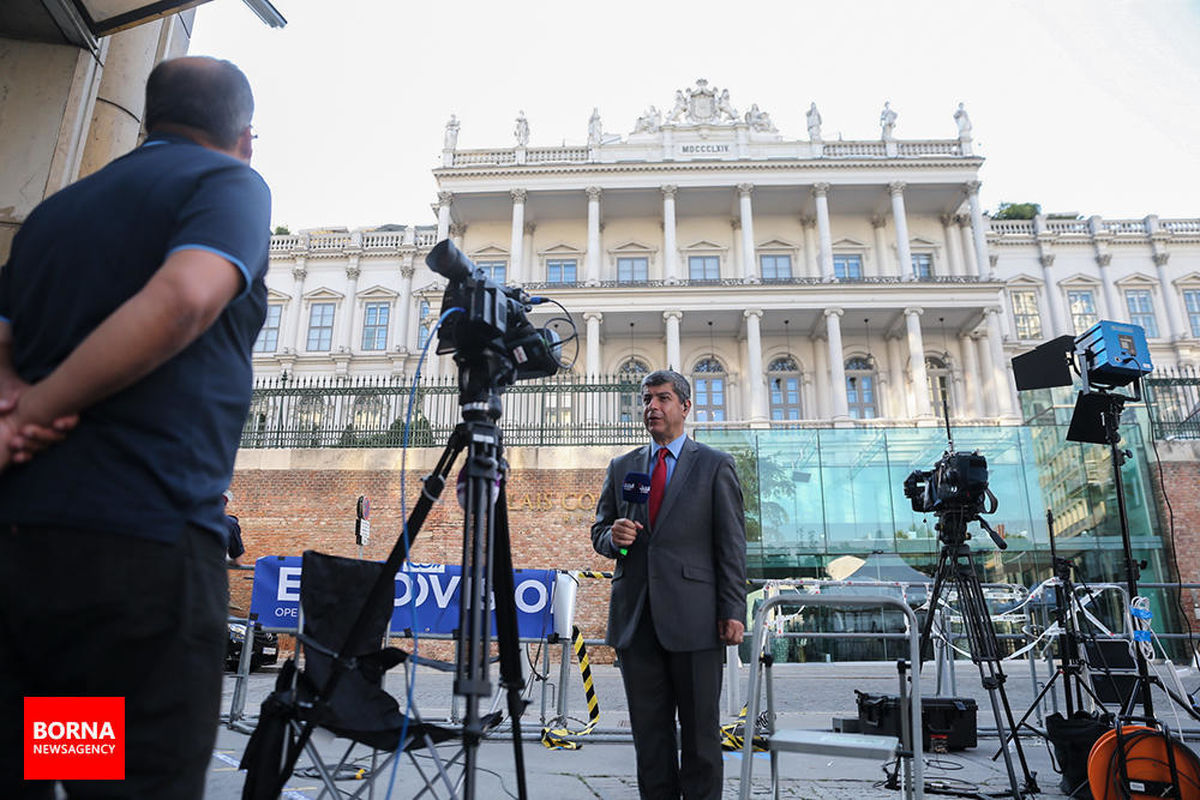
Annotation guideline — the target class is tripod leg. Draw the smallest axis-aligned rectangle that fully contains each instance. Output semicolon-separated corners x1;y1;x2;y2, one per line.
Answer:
918;548;951;666
490;475;530;800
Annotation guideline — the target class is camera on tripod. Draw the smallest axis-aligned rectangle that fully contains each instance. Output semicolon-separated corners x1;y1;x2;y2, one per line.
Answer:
903;450;990;514
426;239;568;385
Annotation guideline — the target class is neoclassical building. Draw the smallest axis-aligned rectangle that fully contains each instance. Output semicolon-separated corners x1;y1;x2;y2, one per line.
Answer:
257;79;1200;430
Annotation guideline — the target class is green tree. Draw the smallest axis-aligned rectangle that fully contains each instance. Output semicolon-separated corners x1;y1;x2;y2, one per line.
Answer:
273;224;291;235
992;202;1041;220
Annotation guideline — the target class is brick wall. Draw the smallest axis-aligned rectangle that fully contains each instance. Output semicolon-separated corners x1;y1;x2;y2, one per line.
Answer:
229;446;627;661
1147;444;1200;590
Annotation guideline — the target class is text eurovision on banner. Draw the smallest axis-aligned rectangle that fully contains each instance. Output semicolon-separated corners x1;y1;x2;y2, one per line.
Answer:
248;556;557;639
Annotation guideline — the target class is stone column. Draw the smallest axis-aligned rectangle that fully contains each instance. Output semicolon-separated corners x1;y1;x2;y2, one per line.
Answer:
585;187;602;285
965;181;991;278
905;308;932;417
957;216;979;277
890;182;913;279
812;335;831;419
1039;254;1066;337
942;214;964;277
287;259;307;353
826;308;849;419
1096;253;1118;320
509;189;527;285
738;183;758;282
523;222;536;284
813;183;835;280
662;185;679;284
959;332;983;419
664;310;683;372
336;260;361;353
406;293;423;356
396;256;415;353
800;218;818;278
744;309;767;421
730;219;743;280
436;191;453;241
983;308;1015;417
1150;225;1183;339
886;335;908;418
870;216;889;278
584;311;603;380
449;223;466;251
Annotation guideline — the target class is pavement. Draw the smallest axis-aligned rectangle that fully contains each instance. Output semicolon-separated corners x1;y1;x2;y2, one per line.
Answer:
198;657;1200;799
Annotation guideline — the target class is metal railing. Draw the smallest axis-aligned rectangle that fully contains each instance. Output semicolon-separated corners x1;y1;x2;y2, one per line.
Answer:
240;373;647;449
1144;367;1200;439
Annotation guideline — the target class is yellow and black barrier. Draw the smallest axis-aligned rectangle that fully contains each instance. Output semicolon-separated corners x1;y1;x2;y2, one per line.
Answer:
720;704;769;752
541;625;601;749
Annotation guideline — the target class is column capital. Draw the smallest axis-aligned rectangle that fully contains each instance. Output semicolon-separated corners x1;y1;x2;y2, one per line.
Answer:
400;260;415;279
1039;254;1056;268
811;182;831;198
988;253;1000;270
524;221;536;235
661;184;678;199
1096;253;1112;267
940;213;957;227
1153;252;1170;267
346;264;361;280
291;264;307;281
957;330;974;341
737;182;754;197
983;305;1002;318
731;218;742;231
583;311;604;323
870;215;886;229
903;306;924;318
585;186;602;201
799;215;816;228
824;307;844;319
663;309;684;322
437;190;454;206
448;222;467;237
511;188;528;203
887;181;907;196
964;180;982;196
743;308;764;321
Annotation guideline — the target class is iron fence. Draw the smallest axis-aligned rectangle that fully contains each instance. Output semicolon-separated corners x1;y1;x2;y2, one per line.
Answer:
1144;367;1200;440
240;373;648;449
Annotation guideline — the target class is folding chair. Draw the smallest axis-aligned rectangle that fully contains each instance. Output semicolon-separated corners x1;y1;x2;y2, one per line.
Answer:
240;551;495;799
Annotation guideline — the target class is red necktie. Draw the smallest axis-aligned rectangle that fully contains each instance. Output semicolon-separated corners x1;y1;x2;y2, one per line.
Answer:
649;447;669;527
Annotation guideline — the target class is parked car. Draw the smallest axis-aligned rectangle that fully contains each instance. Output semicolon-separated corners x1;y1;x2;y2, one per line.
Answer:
226;622;278;672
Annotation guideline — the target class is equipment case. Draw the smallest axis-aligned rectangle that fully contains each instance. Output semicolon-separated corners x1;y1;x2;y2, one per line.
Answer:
854;691;978;750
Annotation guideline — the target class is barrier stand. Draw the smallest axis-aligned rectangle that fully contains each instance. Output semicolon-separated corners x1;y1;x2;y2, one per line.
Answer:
224;615;256;732
541;625;601;749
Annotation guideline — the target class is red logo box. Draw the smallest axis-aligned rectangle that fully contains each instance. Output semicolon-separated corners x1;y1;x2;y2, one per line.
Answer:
24;697;125;780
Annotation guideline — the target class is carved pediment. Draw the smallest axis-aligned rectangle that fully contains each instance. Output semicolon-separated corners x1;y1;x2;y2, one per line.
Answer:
1057;273;1103;287
358;284;400;301
758;238;799;250
302;287;345;302
266;288;292;303
538;242;584;256
832;236;868;249
1172;271;1200;287
469;244;509;260
609;240;656;254
1008;273;1044;287
1113;272;1158;288
682;239;728;252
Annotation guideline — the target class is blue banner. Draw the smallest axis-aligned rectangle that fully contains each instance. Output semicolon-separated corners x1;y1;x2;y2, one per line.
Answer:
248;556;557;640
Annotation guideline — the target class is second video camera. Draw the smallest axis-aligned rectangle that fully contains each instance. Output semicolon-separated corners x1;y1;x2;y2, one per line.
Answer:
904;450;990;514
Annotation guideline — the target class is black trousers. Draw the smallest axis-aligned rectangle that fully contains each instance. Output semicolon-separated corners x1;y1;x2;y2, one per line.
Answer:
617;604;724;800
0;524;228;799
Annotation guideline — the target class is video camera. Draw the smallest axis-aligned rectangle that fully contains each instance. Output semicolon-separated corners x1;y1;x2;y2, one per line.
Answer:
904;449;1004;547
425;239;567;386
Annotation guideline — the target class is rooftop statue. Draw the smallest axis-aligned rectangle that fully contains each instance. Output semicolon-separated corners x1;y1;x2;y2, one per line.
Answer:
588;107;603;147
954;102;972;137
745;104;777;133
443;114;459;150
667;90;688;124
514;110;529;147
807;102;822;141
633;105;662;134
880;101;897;141
716;89;738;122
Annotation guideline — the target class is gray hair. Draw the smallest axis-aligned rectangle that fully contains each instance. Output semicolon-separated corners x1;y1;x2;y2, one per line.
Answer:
640;369;691;405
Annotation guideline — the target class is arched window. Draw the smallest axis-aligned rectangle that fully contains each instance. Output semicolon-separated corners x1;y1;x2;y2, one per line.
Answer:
926;356;951;418
293;395;327;446
618;358;650;424
353;393;387;433
692;357;727;422
768;356;802;421
845;356;878;419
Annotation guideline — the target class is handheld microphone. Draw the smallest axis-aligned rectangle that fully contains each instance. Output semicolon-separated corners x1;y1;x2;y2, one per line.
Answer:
619;472;651;556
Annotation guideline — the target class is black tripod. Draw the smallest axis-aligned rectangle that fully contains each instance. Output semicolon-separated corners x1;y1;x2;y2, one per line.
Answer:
263;361;530;800
919;505;1040;799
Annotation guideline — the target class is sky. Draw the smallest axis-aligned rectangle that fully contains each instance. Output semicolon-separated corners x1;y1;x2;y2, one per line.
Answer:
189;0;1200;232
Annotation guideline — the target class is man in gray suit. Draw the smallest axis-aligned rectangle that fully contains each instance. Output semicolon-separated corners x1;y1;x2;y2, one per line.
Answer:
592;369;747;799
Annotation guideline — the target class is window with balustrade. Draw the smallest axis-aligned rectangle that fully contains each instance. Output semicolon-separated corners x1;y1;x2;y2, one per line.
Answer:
691;358;727;422
1185;290;1200;338
911;253;933;279
546;258;577;284
1067;290;1099;334
760;253;793;281
306;302;335;351
1009;290;1042;340
1125;289;1159;337
833;254;862;280
768;356;803;421
926;356;950;418
618;358;650;423
254;304;282;353
417;323;432;351
617;257;649;284
845;356;878;419
475;261;506;283
688;255;720;282
361;302;390;351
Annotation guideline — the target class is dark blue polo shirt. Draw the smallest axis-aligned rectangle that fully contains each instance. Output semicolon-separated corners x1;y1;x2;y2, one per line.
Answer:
0;133;271;543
